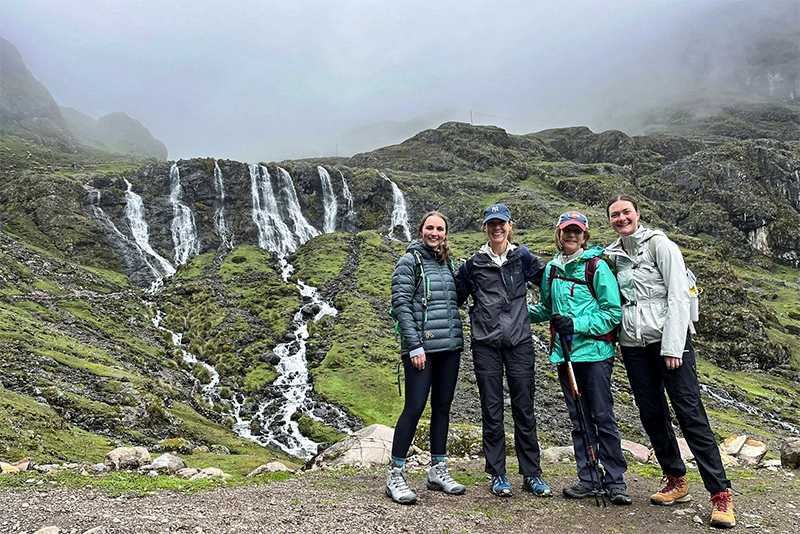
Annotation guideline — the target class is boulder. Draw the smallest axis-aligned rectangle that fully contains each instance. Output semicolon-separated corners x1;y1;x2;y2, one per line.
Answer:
621;439;651;463
308;423;393;468
176;467;200;479
1;462;20;474
677;438;694;462
780;437;800;469
104;446;151;471
720;435;748;456
738;439;768;465
12;457;30;471
246;461;292;477
540;446;574;463
143;453;187;473
189;467;231;480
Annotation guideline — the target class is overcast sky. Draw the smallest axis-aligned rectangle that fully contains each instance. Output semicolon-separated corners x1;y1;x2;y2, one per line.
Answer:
2;0;797;161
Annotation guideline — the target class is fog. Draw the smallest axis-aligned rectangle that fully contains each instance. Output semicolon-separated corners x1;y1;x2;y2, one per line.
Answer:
2;0;797;161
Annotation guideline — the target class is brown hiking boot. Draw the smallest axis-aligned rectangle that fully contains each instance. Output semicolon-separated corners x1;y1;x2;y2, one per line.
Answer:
650;475;692;506
710;488;735;529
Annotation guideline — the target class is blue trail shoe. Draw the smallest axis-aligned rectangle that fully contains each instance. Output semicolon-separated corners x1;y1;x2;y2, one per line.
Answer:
523;476;553;498
491;474;513;497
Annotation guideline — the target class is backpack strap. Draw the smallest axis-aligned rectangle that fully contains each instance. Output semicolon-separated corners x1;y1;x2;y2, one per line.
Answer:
459;257;477;300
547;256;614;349
391;250;427;342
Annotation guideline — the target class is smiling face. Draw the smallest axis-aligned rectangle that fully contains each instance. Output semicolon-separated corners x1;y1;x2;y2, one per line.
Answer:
608;199;641;237
420;214;447;250
558;225;587;255
483;218;512;250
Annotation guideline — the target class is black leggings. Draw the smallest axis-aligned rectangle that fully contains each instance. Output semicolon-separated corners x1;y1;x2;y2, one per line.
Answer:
391;350;461;459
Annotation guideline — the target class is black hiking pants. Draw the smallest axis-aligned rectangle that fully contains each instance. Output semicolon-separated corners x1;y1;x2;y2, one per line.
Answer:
557;357;628;489
473;339;543;477
391;349;461;459
622;334;731;494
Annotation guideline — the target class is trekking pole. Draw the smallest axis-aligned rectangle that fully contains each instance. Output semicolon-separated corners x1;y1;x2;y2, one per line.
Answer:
560;334;607;507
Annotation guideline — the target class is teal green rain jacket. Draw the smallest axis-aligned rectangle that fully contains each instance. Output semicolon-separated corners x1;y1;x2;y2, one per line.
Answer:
528;245;621;364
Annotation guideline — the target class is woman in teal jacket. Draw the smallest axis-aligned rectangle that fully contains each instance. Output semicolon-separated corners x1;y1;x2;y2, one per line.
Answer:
528;211;630;505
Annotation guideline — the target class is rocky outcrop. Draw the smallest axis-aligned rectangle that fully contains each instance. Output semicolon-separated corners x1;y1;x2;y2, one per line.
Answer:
0;37;77;151
649;139;800;266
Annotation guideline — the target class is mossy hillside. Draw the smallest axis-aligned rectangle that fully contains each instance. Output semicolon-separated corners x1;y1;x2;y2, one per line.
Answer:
291;232;350;288
312;292;403;426
0;384;111;464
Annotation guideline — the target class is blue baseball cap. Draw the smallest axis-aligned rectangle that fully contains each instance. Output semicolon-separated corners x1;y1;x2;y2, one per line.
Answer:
558;211;588;230
483;204;512;224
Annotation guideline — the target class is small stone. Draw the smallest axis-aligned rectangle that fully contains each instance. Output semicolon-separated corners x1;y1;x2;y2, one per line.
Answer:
692;515;703;525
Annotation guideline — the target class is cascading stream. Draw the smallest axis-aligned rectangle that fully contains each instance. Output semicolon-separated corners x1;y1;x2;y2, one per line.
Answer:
338;169;358;232
317;166;339;233
169;164;200;265
213;160;234;250
380;172;411;241
124;179;176;291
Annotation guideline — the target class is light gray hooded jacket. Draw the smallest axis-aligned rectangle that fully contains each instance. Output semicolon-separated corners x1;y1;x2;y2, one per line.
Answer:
604;226;691;358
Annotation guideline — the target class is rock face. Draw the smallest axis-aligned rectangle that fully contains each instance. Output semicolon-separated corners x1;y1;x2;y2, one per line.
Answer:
61;107;168;159
0;37;76;151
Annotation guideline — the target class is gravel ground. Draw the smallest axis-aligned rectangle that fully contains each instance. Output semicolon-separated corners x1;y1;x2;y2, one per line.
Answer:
1;460;798;534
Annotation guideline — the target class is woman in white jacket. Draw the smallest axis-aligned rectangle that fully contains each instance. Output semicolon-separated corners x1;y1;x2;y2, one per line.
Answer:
605;195;734;530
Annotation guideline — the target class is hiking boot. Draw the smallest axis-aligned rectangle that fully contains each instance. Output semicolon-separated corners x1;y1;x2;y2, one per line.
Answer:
608;487;632;506
563;481;597;499
385;466;417;504
710;488;735;529
427;462;466;495
522;476;553;498
491;474;513;497
650;475;691;506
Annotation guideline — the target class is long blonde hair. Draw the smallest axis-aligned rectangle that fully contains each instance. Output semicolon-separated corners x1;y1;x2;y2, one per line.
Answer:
417;211;451;264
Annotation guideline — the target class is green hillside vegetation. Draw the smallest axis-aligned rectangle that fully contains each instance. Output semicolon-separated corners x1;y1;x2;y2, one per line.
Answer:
1;115;799;474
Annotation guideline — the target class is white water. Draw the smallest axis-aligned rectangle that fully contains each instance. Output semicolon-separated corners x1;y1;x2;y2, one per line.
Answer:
213;160;234;250
124;179;176;287
249;163;296;256
169;164;200;265
317;166;339;233
381;172;411;241
699;384;799;435
339;169;357;231
276;167;320;243
87;185;166;292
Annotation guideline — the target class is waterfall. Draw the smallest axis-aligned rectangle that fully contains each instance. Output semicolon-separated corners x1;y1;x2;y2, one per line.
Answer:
381;172;411;241
317;166;338;233
249;163;296;256
338;169;357;232
169;164;200;265
124;179;176;284
213;160;234;250
234;280;351;458
276;167;320;244
86;185;166;292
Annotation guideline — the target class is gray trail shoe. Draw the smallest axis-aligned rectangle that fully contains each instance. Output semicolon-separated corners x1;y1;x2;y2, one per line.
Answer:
385;466;417;504
427;462;466;495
